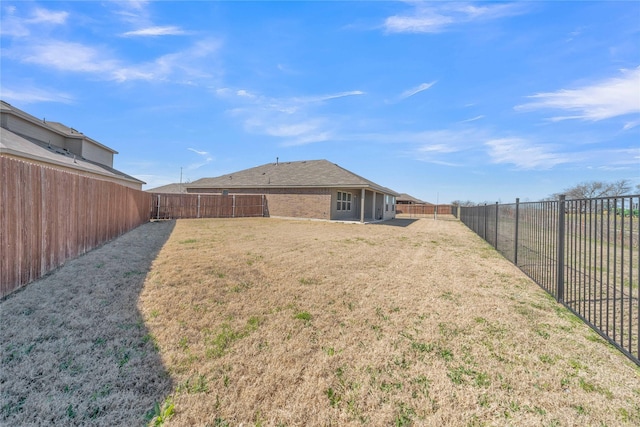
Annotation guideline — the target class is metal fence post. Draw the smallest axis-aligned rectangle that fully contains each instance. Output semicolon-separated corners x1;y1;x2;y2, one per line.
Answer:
557;195;566;303
514;198;519;265
495;202;499;249
483;203;488;241
197;194;201;218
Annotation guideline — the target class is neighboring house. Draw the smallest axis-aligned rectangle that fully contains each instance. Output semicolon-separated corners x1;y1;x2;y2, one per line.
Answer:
397;193;431;205
0;100;144;189
179;159;399;222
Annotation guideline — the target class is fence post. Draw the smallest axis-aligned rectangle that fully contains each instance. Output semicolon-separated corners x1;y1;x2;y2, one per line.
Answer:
483;203;488;241
232;194;236;218
156;194;160;220
514;198;519;265
495;202;499;249
197;194;201;218
556;195;566;303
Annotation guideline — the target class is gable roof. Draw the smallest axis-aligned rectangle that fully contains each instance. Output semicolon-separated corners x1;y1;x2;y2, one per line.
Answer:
187;159;399;196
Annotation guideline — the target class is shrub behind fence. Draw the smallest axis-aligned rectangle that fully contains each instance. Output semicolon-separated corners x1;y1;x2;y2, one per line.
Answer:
0;157;150;298
457;196;640;366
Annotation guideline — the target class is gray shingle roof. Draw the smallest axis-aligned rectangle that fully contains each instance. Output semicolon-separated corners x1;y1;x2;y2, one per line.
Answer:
1;128;143;185
397;193;431;204
145;183;187;193
187;159;399;196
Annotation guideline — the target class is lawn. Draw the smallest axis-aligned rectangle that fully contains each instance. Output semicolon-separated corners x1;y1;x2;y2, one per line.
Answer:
1;217;639;426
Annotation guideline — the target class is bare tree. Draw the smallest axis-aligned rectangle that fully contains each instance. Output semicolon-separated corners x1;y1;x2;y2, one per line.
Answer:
553;179;632;200
450;200;478;207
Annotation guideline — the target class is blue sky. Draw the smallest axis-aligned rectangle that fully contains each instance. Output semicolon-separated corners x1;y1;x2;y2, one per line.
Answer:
1;1;639;203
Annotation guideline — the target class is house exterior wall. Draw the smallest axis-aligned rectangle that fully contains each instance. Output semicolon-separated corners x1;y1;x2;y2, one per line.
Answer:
383;194;397;220
186;186;396;222
4;115;66;148
330;188;362;221
188;187;332;220
1;112;114;168
81;140;114;167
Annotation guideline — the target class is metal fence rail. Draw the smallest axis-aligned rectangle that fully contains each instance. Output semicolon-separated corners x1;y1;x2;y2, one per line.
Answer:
457;195;639;366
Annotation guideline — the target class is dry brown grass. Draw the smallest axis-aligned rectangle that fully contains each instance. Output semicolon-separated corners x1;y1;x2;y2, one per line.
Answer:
0;220;176;426
2;216;639;426
138;217;639;426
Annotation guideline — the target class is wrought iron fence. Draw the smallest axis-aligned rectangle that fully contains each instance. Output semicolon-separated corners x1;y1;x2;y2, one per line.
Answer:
457;195;639;366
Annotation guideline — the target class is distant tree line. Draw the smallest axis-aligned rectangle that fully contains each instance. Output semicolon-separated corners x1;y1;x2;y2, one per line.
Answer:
451;179;638;206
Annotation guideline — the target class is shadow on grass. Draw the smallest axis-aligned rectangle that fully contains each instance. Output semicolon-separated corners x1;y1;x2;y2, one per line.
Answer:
371;218;421;227
0;220;176;426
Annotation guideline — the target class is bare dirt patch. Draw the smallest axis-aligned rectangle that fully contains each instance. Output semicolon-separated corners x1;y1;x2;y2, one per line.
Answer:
2;217;639;426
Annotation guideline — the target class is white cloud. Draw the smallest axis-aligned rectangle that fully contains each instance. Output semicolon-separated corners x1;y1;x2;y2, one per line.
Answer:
399;82;436;100
19;41;118;74
29;8;68;25
187;148;213;170
459;115;485;123
122;26;186;37
217;88;364;146
8;38;221;84
0;86;74;104
515;67;640;123
384;2;528;33
188;148;210;156
1;6;68;37
485;138;570;169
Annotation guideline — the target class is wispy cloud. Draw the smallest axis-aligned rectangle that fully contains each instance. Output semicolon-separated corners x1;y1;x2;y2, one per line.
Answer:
485;138;570;169
187;148;213;170
384;2;528;34
188;148;209;156
217;88;364;145
0;86;74;104
515;66;640;124
121;25;187;37
7;38;221;84
1;5;68;37
399;82;436;100
459;115;485;123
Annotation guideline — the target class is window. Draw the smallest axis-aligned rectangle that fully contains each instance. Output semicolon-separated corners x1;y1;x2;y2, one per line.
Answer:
337;191;352;211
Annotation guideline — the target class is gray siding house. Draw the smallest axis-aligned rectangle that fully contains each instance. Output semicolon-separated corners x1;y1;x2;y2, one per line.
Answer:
0;101;144;189
184;159;399;222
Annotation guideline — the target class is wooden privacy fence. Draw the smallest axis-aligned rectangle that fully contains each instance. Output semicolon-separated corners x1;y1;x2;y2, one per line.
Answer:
0;157;151;298
396;204;453;216
150;193;266;220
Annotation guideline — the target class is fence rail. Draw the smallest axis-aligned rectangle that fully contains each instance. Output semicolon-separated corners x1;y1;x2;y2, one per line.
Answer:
150;193;266;220
458;195;640;366
0;157;150;298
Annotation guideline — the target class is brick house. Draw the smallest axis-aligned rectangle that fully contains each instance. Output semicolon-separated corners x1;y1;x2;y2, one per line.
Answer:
0;100;144;189
183;159;399;222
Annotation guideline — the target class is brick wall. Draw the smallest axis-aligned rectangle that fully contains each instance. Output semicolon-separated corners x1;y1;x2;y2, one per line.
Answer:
189;187;332;220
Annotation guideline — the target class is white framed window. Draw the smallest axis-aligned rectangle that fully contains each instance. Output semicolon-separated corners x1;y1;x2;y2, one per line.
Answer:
337;191;352;211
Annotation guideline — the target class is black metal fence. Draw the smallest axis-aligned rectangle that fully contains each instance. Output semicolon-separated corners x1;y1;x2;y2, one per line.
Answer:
457;195;639;366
